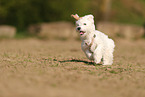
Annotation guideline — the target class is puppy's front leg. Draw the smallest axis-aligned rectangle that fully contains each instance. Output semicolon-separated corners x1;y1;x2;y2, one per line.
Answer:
90;43;97;53
85;49;93;60
93;45;103;64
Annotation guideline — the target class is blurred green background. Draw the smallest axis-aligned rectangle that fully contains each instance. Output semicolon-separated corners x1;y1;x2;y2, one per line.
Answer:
0;0;145;31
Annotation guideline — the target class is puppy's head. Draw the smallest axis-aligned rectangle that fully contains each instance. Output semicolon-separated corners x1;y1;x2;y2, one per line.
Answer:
72;14;95;37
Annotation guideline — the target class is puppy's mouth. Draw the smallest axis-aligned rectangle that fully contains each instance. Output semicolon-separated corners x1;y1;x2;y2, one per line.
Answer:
79;31;85;35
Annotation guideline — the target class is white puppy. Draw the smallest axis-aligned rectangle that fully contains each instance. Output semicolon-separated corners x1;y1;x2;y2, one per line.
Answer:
72;14;115;65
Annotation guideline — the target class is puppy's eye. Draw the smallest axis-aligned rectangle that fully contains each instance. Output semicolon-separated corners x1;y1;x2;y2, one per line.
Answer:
76;24;79;26
84;23;87;25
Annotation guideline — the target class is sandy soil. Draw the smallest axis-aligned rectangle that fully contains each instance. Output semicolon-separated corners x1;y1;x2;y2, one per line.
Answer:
0;38;145;97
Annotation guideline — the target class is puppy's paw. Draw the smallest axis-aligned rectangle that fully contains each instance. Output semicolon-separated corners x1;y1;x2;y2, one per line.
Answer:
94;60;101;65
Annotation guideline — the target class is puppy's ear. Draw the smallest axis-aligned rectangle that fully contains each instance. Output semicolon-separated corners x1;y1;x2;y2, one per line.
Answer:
87;15;94;23
87;15;94;20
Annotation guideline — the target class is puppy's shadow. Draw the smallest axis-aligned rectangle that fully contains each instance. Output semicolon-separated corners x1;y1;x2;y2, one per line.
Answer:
59;59;102;66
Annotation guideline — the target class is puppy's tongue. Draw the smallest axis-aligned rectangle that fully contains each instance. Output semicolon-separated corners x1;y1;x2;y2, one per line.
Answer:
80;32;84;35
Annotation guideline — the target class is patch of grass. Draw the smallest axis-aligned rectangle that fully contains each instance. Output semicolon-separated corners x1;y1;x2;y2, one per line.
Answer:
53;58;57;61
109;70;118;74
51;83;57;87
0;36;13;39
49;63;59;67
108;67;127;74
120;77;124;80
3;52;10;58
24;59;33;63
88;70;96;75
96;66;110;70
71;67;78;70
99;76;108;80
117;68;124;72
15;31;36;39
128;64;133;67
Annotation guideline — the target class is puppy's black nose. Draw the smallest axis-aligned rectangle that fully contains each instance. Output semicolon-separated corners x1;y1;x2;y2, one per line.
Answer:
77;27;81;31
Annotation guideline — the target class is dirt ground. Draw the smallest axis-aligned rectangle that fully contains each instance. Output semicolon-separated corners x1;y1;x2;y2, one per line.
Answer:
0;38;145;97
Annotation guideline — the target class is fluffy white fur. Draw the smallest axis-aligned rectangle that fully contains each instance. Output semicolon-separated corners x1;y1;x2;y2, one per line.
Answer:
75;14;115;65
